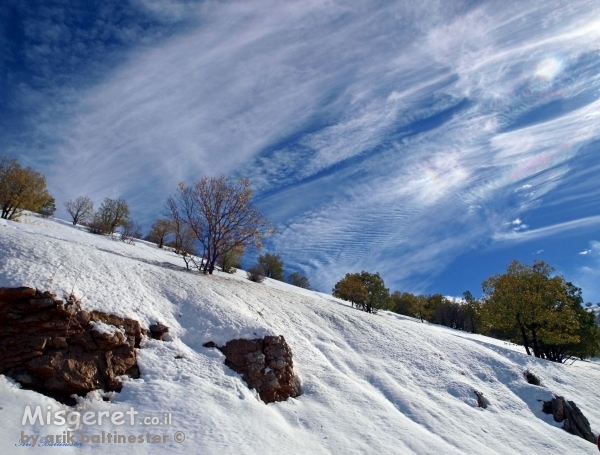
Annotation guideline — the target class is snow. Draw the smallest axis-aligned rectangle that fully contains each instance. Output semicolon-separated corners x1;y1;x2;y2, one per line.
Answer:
90;321;124;336
1;214;599;454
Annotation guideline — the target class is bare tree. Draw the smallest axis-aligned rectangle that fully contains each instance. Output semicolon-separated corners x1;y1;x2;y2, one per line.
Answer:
166;176;273;274
147;219;172;248
64;196;94;225
247;264;266;283
120;218;143;244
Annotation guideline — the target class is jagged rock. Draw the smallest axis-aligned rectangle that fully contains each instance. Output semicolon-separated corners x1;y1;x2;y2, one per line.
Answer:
0;287;142;405
474;390;488;409
542;396;596;444
204;335;301;403
149;322;169;340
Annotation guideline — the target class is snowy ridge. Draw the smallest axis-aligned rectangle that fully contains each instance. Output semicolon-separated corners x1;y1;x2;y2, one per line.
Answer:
0;214;599;454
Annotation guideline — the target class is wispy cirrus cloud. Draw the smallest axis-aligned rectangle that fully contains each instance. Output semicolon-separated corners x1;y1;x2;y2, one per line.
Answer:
5;0;600;293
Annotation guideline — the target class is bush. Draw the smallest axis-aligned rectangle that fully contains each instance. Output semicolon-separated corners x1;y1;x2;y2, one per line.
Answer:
287;271;311;289
257;253;284;281
247;264;266;283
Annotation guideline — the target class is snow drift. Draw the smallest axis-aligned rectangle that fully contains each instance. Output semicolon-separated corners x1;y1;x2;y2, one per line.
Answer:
0;214;599;454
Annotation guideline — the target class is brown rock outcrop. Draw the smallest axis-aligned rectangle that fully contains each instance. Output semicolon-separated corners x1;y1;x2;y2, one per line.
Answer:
542;396;596;444
0;287;142;405
205;335;301;403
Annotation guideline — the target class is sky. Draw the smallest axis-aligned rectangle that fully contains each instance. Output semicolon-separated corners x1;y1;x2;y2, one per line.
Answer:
2;0;600;300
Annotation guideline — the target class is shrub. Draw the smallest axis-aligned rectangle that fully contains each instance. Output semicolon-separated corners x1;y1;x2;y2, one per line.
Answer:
247;264;266;283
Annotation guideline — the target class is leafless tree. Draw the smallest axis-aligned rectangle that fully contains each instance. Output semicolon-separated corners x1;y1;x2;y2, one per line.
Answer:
166;176;273;274
64;196;94;225
146;218;172;248
120;218;143;244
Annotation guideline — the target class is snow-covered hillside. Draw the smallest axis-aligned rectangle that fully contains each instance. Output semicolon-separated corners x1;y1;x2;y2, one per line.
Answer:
1;214;599;454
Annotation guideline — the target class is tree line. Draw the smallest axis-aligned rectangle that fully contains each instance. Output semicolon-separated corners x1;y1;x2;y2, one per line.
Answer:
0;156;311;287
332;260;600;363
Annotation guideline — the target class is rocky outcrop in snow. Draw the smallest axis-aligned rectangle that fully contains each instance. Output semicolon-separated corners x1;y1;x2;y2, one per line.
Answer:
0;287;142;405
542;396;596;444
205;335;301;403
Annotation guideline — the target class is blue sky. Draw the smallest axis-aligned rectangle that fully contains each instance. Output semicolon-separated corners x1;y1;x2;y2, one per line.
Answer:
3;0;600;300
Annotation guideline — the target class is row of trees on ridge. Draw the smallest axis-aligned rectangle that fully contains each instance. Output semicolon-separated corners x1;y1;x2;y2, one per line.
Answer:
332;260;600;363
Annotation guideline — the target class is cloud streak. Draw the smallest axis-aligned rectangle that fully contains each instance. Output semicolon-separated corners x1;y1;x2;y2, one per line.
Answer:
7;0;599;293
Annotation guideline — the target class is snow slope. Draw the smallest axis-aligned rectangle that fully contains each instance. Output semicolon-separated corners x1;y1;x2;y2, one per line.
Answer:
1;214;599;454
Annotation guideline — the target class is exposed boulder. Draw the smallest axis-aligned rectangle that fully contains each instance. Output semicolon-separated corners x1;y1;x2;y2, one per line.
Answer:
149;322;169;340
204;335;301;403
474;390;488;409
542;396;596;444
0;287;143;405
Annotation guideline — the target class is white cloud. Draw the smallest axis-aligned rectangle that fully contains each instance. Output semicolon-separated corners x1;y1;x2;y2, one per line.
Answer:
37;0;600;292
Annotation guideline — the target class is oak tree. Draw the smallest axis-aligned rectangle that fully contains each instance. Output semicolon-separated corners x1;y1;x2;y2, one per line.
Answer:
166;176;273;274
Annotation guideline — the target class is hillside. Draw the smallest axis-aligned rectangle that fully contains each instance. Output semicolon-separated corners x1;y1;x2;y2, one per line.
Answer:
1;214;599;454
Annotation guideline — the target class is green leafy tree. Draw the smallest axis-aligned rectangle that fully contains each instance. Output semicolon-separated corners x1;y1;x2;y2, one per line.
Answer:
480;260;597;363
219;244;243;273
257;253;284;281
332;273;368;309
90;197;130;235
462;291;481;334
359;271;390;313
287;271;311;289
37;196;56;218
390;291;417;316
333;271;390;313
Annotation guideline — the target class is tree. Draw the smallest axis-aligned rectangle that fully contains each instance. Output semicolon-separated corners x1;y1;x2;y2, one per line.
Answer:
65;196;94;225
480;260;598;363
120;218;143;244
287;271;311;289
462;291;481;334
37;196;56;218
219;244;243;273
0;156;53;220
257;253;284;281
359;271;391;313
333;271;390;313
91;197;130;235
166;176;273;274
147;219;173;248
390;291;417;316
333;273;368;309
413;294;431;322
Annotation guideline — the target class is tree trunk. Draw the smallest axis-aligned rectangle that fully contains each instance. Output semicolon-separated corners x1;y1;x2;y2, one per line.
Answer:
519;325;532;356
531;326;541;358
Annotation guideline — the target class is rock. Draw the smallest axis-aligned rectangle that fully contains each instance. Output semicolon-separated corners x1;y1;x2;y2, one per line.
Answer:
0;287;142;405
474;390;488;409
208;335;301;403
542;396;596;444
149;323;169;340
